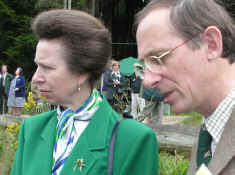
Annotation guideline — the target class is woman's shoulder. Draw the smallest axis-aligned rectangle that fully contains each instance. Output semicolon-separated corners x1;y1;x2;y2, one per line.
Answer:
24;110;57;123
22;110;57;133
114;119;157;154
18;75;25;80
118;119;155;136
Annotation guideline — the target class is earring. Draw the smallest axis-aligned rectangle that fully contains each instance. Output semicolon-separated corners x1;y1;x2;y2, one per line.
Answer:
78;84;81;92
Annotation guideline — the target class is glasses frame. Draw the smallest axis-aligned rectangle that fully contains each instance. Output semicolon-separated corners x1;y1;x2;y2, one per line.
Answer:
135;33;200;78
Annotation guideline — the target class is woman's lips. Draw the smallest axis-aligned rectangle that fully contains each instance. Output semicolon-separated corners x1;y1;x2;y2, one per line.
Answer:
40;90;50;96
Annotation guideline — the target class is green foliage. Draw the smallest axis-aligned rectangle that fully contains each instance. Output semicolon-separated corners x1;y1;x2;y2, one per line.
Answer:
3;34;37;79
181;114;202;126
36;0;64;10
0;124;20;174
159;151;189;175
24;91;51;115
0;0;39;79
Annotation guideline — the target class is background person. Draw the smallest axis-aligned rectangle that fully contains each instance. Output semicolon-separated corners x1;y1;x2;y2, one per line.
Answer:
106;61;126;106
10;9;159;175
0;64;13;114
7;67;26;116
130;70;145;119
138;85;164;124
100;59;113;97
135;0;235;174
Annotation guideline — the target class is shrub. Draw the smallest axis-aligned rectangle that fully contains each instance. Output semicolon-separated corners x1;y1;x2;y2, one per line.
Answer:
159;151;189;175
0;123;20;174
24;91;50;115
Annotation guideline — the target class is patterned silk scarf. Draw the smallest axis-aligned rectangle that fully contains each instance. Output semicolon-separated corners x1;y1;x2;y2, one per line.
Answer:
52;89;102;175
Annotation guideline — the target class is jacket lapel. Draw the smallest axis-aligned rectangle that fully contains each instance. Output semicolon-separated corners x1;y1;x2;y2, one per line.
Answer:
40;111;58;173
60;99;115;174
209;109;235;175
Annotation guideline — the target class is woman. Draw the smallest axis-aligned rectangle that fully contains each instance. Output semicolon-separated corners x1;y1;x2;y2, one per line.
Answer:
11;10;158;175
106;61;125;105
7;67;26;116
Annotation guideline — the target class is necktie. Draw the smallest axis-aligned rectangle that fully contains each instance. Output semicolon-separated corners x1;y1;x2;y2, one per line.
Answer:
197;124;212;168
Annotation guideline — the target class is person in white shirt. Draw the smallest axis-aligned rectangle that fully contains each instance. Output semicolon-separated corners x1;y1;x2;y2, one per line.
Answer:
0;64;13;114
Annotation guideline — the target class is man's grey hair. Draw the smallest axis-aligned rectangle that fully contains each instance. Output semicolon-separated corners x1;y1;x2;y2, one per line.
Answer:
135;0;235;63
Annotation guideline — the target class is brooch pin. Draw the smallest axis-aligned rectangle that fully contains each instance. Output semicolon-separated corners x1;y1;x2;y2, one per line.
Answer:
204;151;211;158
73;159;86;172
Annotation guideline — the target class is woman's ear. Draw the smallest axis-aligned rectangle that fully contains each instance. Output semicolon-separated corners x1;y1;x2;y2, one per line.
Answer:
77;73;89;86
202;26;223;61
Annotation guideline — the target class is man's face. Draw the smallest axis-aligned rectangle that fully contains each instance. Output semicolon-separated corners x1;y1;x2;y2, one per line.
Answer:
2;65;7;73
136;9;210;114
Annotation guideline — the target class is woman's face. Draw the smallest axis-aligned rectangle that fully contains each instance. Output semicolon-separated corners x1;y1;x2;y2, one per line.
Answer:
32;39;85;106
15;68;20;75
112;64;119;72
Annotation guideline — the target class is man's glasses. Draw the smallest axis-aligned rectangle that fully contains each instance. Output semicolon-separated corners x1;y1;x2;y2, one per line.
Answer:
134;33;200;79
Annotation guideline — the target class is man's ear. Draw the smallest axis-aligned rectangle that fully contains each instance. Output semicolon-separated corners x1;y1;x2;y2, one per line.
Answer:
202;26;223;61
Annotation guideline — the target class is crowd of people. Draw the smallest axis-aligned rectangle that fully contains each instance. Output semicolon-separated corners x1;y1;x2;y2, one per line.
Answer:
101;60;166;123
0;64;26;116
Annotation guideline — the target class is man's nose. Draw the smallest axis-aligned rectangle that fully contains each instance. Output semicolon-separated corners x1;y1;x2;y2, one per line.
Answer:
143;70;162;88
32;68;43;84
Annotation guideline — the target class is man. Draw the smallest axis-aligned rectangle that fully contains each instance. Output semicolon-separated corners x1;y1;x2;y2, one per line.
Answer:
0;64;13;114
135;0;235;174
130;71;145;119
101;59;113;97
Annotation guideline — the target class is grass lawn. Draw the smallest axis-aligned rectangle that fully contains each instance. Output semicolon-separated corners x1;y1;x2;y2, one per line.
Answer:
182;114;202;126
170;110;203;126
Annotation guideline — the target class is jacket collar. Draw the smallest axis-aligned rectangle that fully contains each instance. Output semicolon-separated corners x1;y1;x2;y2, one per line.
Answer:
40;97;114;174
40;110;58;146
40;97;112;148
209;108;235;175
84;98;113;150
60;97;114;174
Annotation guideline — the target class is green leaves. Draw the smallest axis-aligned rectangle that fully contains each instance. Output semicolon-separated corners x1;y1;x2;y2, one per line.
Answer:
159;151;189;175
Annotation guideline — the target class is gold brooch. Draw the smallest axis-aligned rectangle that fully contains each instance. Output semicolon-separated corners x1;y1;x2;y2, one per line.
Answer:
204;151;211;158
73;159;86;172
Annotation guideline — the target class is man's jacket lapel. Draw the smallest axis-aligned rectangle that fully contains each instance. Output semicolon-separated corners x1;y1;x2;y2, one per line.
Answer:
209;109;235;175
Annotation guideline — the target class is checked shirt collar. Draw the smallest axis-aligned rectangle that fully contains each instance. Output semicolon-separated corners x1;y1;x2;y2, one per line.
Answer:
204;88;235;155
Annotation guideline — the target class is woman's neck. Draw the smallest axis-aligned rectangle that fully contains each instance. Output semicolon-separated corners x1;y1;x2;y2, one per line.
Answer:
69;86;92;112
